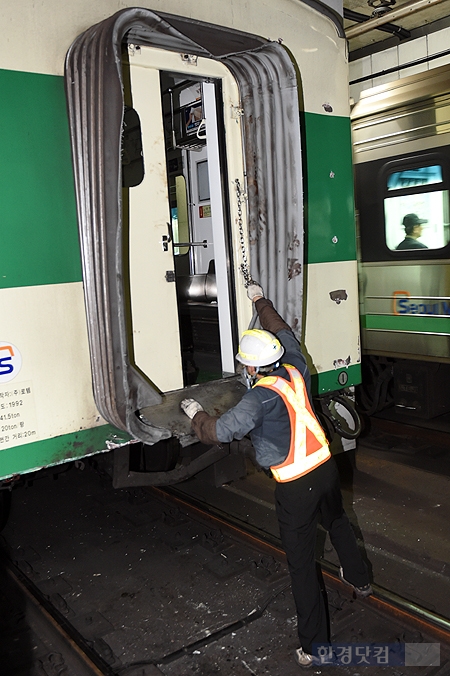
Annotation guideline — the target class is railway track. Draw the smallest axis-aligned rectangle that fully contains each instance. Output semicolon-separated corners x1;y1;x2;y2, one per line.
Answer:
1;460;449;675
365;414;450;449
160;484;450;639
1;552;115;676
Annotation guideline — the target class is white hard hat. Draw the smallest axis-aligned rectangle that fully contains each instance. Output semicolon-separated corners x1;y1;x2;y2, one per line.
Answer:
236;329;284;367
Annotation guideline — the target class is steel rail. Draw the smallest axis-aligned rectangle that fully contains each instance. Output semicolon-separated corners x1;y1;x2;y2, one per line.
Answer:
368;415;450;449
1;551;117;676
3;478;449;675
155;485;450;644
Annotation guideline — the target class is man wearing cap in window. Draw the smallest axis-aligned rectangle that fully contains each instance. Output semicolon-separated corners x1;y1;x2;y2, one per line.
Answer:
396;213;428;249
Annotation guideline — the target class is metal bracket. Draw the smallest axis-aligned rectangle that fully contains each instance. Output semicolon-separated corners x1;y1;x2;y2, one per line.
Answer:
162;222;173;251
112;444;230;488
180;53;198;65
175;240;208;249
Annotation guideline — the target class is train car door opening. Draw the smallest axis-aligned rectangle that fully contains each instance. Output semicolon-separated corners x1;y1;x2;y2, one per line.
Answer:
126;47;240;394
65;9;304;453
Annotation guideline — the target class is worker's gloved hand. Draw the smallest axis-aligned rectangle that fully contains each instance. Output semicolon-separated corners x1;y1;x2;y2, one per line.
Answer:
247;283;264;301
180;398;204;419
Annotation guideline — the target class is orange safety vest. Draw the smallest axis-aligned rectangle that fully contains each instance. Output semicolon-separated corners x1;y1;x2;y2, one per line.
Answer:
254;364;331;482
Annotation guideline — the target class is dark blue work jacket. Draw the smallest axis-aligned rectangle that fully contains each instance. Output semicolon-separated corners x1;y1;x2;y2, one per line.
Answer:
216;328;311;468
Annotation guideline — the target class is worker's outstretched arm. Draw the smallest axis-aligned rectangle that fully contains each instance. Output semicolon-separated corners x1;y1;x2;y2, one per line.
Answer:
255;298;291;334
251;284;310;392
247;282;291;334
191;410;220;444
180;398;219;444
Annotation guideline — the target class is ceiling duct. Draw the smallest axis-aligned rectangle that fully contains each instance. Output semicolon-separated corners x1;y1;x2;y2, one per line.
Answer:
345;0;445;40
344;8;411;38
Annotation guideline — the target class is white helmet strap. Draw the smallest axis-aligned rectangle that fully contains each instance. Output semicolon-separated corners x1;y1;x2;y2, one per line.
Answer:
244;365;260;389
244;361;282;389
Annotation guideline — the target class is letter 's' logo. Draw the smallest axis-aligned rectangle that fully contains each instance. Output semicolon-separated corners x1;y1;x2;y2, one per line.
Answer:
392;290;410;315
0;343;22;383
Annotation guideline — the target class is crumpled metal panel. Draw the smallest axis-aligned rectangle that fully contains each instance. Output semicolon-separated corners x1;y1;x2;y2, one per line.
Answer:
224;45;304;335
65;8;303;443
64;9;189;444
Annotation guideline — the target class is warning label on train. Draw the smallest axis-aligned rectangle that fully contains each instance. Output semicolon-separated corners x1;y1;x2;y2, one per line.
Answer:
0;382;38;450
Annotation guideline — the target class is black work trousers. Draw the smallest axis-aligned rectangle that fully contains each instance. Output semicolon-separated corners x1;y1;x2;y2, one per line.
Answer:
275;457;369;654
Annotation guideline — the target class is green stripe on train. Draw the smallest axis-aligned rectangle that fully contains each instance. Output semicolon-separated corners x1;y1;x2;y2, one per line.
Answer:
0;69;81;289
362;314;450;333
312;363;361;395
0;69;357;289
0;425;130;479
302;112;356;265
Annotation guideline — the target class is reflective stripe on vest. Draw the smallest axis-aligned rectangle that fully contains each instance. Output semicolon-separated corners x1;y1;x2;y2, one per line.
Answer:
255;364;331;482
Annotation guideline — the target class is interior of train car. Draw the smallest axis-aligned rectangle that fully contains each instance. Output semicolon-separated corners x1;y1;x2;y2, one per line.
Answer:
124;70;232;390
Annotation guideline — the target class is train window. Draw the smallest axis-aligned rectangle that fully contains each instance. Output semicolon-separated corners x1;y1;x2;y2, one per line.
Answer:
387;165;443;190
384;161;450;252
385;190;450;251
172;176;189;256
196;160;210;202
122;107;144;188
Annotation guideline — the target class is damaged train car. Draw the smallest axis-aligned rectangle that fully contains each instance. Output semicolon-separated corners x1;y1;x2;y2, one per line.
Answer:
0;0;360;508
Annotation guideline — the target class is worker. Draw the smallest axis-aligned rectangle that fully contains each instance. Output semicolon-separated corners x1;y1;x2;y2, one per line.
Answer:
181;284;372;669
